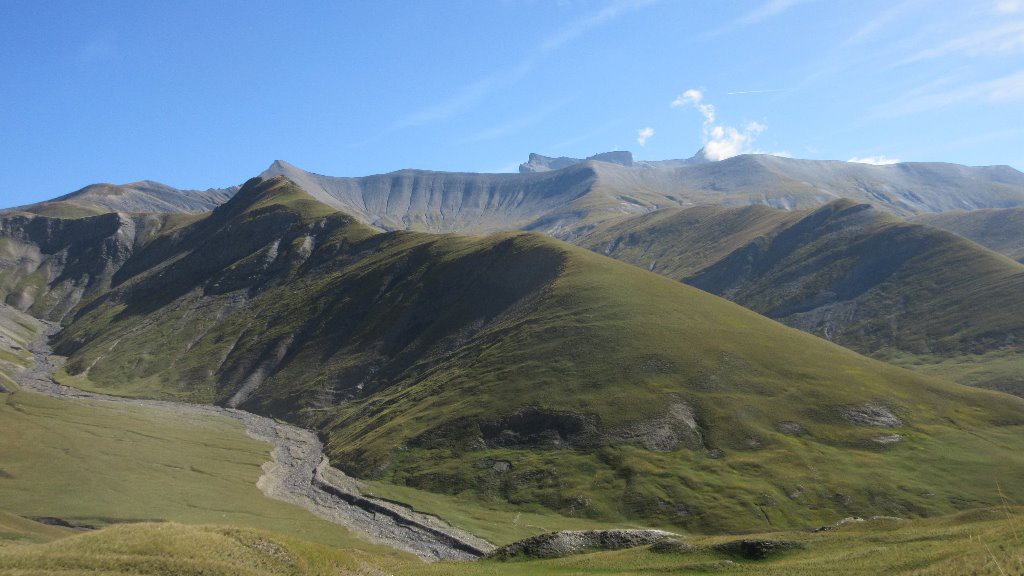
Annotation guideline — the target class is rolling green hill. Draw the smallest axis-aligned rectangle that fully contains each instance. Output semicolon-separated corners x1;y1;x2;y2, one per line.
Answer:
579;200;1024;396
912;207;1024;263
4;176;1018;534
581;204;804;279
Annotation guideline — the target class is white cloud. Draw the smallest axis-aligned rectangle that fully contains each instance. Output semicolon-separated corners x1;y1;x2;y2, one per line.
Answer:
995;0;1021;14
636;127;655;146
671;88;766;160
704;122;767;160
671;89;716;124
848;155;901;165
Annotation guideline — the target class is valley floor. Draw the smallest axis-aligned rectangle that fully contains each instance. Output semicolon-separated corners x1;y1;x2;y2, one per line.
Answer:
7;324;488;561
2;314;1023;574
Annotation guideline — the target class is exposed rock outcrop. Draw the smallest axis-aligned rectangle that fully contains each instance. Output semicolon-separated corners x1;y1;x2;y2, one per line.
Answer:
487;529;677;560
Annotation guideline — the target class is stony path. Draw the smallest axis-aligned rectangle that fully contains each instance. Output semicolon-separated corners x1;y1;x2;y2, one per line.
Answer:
13;325;494;562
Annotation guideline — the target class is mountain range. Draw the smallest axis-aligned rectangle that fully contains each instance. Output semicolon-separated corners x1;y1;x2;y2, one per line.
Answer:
6;151;1023;393
3;152;1024;533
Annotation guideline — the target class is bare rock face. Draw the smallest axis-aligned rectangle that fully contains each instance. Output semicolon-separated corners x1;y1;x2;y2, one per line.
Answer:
488;529;678;560
518;151;634;173
838;403;903;427
604;400;704;451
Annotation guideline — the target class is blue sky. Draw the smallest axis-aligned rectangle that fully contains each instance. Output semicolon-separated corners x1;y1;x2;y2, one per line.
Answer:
2;0;1022;205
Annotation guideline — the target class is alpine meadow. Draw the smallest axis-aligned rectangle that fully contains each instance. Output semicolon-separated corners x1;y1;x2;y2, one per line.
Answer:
2;1;1024;574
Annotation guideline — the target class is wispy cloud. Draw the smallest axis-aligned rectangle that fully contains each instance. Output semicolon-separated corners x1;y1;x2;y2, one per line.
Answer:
544;116;630;152
995;0;1022;14
459;97;573;143
898;20;1024;65
702;0;808;39
843;0;922;46
636;127;654;146
872;68;1024;117
726;88;786;95
671;88;766;160
848;155;900;165
394;0;654;130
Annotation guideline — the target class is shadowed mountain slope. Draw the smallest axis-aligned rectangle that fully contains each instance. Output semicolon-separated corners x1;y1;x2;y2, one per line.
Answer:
580;200;1024;395
3;176;1021;533
0;210;204;320
580;204;805;278
911;207;1024;263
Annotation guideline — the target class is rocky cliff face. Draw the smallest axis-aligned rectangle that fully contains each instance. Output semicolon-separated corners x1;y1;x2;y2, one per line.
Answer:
264;153;1024;238
0;212;189;320
519;151;634;173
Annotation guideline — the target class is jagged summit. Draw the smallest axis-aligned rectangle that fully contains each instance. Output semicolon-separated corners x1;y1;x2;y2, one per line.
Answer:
519;151;634;173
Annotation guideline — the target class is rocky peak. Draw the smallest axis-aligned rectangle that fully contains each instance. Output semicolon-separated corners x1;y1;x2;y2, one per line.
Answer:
519;151;634;173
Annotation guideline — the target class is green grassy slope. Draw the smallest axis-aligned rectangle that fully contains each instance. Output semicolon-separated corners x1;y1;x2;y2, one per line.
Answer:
0;512;74;544
579;204;803;278
34;178;1024;533
579;200;1024;395
0;306;378;552
912;207;1024;263
0;390;376;548
1;507;1022;575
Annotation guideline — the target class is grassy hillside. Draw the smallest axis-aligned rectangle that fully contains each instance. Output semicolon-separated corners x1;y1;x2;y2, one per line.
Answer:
0;389;379;548
580;200;1024;395
0;306;377;551
912;207;1024;263
580;204;803;278
22;177;1023;534
1;507;1022;575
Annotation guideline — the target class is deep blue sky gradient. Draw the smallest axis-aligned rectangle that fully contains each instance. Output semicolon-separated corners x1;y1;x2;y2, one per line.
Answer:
2;0;1022;205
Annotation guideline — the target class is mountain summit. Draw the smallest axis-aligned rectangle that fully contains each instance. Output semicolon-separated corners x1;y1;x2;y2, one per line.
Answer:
260;153;1024;237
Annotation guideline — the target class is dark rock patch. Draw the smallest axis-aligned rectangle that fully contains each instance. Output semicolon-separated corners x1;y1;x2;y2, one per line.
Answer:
837;403;902;427
777;421;807;435
30;517;96;530
649;538;695;554
713;539;804;560
488;529;678;560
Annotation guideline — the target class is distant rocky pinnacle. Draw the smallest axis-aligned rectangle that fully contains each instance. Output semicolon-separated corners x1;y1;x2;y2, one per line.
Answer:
519;151;635;173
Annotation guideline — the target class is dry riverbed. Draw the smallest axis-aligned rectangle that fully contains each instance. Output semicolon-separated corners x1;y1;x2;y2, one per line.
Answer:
13;325;493;562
